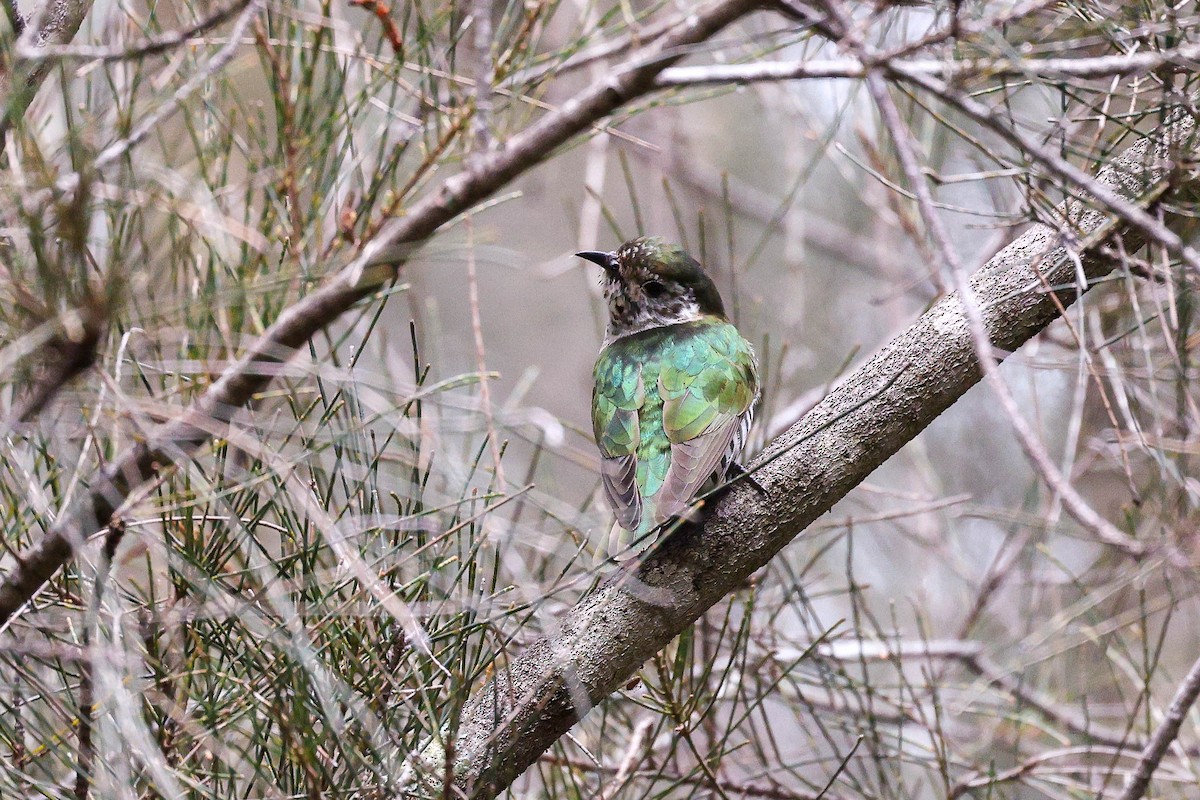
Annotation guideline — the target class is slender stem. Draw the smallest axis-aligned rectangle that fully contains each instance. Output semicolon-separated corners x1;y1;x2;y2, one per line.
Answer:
1118;653;1200;800
654;43;1200;85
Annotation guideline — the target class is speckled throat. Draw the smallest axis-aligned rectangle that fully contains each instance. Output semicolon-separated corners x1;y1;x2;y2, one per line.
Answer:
603;286;702;344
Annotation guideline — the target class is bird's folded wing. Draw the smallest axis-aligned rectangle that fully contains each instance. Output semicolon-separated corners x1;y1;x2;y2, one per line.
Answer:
599;451;642;530
592;365;646;531
654;421;740;525
656;338;758;524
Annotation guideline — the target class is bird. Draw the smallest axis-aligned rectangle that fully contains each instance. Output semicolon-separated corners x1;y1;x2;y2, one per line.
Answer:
577;236;759;557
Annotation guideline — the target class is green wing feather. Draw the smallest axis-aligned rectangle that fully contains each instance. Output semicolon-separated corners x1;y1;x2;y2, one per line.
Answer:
592;356;645;530
592;318;758;541
655;322;757;528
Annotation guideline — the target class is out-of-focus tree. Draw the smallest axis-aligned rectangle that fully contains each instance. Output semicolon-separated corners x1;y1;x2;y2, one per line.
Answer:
0;1;1197;798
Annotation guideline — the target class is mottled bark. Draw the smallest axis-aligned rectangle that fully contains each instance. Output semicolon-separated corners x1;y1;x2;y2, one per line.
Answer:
1;0;93;131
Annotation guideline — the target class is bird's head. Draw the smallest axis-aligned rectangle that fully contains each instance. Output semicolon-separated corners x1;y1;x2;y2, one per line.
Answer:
577;236;726;341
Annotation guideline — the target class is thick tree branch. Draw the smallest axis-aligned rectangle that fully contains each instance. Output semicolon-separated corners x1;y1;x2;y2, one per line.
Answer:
0;0;763;625
13;0;252;63
0;0;93;132
399;106;1195;799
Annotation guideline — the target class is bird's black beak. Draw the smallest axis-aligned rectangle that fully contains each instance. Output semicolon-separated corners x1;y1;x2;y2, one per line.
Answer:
575;250;617;272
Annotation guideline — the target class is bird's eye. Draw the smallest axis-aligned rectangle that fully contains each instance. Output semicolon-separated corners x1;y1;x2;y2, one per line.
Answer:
643;280;666;298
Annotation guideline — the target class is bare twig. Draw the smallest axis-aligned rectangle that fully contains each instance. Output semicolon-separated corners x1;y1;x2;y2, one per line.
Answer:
54;0;266;196
597;716;654;800
949;744;1149;799
778;638;1200;758
541;752;844;800
14;0;253;62
468;0;494;151
0;0;95;132
465;215;506;491
654;43;1200;86
1118;653;1200;800
861;50;1150;561
895;71;1200;277
628;144;899;279
348;0;403;57
498;13;680;90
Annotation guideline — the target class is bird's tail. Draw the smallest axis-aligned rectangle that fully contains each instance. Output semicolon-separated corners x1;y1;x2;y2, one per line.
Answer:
605;500;707;562
605;520;659;562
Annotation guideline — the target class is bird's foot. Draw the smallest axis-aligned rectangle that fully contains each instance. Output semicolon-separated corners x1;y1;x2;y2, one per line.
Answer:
728;462;768;496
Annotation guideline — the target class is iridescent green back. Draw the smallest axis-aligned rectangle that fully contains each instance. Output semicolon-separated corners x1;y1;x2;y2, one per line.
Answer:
592;316;758;540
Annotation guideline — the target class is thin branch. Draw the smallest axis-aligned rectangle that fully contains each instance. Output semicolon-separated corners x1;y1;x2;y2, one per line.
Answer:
54;0;266;196
499;13;680;90
1118;653;1200;800
627;144;899;280
949;744;1149;799
893;71;1200;277
13;0;253;62
541;753;843;800
854;23;1150;561
786;638;1200;757
597;717;653;800
0;0;94;132
654;43;1200;86
468;0;493;151
348;0;403;57
465;215;506;491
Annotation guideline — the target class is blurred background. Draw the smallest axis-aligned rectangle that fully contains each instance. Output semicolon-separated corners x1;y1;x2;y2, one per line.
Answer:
1;1;1197;798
